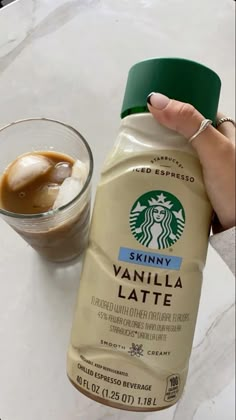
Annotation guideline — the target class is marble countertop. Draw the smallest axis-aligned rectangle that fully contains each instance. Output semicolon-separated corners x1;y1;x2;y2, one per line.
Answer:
0;0;235;419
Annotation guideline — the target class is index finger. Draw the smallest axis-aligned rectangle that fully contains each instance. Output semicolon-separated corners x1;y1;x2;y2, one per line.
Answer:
216;112;235;143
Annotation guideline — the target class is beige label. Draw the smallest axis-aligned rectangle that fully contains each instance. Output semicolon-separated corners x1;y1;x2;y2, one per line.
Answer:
67;149;212;410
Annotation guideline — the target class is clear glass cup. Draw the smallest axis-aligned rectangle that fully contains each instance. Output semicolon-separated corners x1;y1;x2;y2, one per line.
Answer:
0;118;93;263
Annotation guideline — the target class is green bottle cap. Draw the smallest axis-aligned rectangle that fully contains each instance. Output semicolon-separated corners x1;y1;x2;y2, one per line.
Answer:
121;58;221;124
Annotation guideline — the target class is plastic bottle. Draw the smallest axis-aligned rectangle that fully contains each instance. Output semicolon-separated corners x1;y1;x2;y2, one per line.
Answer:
67;58;221;411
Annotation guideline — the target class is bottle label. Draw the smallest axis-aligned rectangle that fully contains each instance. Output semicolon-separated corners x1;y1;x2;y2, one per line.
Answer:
67;150;212;410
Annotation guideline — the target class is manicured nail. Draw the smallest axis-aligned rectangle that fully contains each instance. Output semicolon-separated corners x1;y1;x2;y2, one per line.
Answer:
147;92;170;110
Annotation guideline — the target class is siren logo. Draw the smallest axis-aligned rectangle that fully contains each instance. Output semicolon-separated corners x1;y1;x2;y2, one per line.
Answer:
129;191;185;249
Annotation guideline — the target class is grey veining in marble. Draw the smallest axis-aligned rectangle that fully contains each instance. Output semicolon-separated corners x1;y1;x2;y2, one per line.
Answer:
173;302;235;420
0;0;100;72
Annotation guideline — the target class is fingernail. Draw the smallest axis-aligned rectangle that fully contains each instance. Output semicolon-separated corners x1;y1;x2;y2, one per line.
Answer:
147;92;170;109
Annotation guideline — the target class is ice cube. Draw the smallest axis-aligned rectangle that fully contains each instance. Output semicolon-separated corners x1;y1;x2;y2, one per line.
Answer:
71;160;89;184
53;177;82;209
7;154;52;191
33;183;59;209
49;162;72;184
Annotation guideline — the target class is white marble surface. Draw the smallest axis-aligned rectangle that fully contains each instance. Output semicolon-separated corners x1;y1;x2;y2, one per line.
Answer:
0;0;235;419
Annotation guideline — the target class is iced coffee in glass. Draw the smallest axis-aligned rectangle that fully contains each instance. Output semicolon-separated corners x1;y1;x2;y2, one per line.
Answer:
0;118;93;262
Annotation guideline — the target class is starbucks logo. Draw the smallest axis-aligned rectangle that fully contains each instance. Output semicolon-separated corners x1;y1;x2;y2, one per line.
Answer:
130;191;185;250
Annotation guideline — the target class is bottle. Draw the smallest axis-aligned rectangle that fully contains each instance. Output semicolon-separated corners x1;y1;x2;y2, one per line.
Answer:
67;58;221;412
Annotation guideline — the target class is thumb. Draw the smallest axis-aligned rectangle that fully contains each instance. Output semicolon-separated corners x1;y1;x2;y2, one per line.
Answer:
147;92;230;161
147;92;209;139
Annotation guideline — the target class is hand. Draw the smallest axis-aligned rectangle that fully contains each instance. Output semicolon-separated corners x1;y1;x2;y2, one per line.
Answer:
147;93;236;231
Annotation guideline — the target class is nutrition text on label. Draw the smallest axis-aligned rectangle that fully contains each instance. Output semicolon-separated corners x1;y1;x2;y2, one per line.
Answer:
76;355;180;408
91;297;190;322
76;372;158;408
